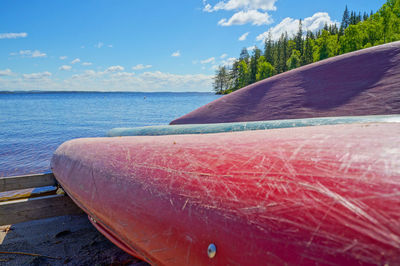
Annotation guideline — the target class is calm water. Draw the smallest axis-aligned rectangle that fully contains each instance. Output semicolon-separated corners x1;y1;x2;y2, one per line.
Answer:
0;92;220;177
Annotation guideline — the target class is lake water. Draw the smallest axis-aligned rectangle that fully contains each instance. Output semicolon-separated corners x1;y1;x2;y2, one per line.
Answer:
0;92;220;177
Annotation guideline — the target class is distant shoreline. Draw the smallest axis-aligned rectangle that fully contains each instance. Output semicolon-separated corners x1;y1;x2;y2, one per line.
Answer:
0;90;214;95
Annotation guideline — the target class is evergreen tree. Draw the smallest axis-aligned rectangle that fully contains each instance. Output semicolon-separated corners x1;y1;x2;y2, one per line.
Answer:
363;12;369;21
239;48;250;64
302;31;314;65
264;32;274;65
213;66;229;94
349;11;356;25
213;0;400;94
230;60;240;91
340;5;350;34
275;35;283;73
237;60;249;88
357;12;362;23
295;19;304;55
277;33;289;73
249;47;262;84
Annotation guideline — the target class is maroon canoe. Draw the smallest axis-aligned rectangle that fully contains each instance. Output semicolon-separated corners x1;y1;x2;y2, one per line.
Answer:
51;121;400;265
171;41;400;125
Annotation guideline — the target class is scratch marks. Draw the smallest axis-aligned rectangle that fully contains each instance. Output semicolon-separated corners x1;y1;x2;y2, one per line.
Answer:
182;199;188;211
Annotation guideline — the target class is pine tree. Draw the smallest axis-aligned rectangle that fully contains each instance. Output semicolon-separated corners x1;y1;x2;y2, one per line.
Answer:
264;32;274;65
237;60;249;88
239;48;250;64
340;5;350;35
249;47;262;84
363;12;369;21
295;19;304;56
277;33;289;73
357;12;362;23
212;0;400;94
213;66;229;94
230;60;240;91
302;31;314;65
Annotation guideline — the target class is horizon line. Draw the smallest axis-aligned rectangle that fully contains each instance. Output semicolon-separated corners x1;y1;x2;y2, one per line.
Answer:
0;90;214;94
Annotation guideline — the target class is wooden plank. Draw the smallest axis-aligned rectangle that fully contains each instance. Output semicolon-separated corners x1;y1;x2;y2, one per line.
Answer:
0;186;58;202
0;173;57;192
0;194;84;225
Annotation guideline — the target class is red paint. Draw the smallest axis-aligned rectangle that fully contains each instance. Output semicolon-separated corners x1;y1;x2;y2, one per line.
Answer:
51;122;400;265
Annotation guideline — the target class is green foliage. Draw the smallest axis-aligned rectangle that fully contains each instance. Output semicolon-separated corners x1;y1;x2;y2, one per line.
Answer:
249;47;262;84
213;66;229;94
213;0;400;94
302;31;314;65
313;30;340;61
256;56;276;81
287;50;301;70
237;60;249;89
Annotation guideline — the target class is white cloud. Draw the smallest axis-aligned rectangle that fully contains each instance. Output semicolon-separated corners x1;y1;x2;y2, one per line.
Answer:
0;32;28;39
12;50;47;58
132;64;152;70
32;50;46;58
108;44;113;48
71;58;80;64
256;12;338;42
171;50;181;57
239;32;249;41
0;69;13;76
19;50;31;56
247;45;256;51
200;57;215;64
59;65;72;71
204;0;277;12
82;62;92;66
303;12;340;32
106;65;124;72
96;42;104;48
218;10;272;26
0;70;213;92
22;71;51;80
220;53;228;59
111;72;135;78
59;56;67;60
71;70;97;79
221;57;237;67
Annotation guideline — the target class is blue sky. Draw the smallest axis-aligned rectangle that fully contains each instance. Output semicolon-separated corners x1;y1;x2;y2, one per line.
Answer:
0;0;385;92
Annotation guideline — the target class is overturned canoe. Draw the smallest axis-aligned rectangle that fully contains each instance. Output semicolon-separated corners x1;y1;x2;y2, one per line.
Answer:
171;41;400;125
51;118;400;265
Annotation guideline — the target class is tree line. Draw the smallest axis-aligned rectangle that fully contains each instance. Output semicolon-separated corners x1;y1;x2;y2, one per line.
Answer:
213;0;400;94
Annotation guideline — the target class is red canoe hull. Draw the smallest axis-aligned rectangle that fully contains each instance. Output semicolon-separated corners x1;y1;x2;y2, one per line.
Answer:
51;122;400;265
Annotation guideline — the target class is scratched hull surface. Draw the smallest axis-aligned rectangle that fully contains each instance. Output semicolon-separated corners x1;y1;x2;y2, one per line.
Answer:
51;122;400;265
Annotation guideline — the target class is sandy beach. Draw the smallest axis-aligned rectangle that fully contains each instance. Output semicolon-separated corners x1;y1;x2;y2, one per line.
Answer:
0;215;148;265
